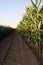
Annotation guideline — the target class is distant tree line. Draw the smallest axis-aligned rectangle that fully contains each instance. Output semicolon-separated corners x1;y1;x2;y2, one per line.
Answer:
0;25;14;42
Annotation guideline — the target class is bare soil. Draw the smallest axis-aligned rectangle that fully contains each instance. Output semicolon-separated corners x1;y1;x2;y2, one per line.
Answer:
0;30;39;65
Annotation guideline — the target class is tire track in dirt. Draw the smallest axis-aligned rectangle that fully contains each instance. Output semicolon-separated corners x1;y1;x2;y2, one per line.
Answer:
15;31;39;65
0;32;15;65
2;32;15;65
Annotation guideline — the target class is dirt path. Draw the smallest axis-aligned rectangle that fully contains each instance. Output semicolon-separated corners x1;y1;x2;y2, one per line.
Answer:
0;30;39;65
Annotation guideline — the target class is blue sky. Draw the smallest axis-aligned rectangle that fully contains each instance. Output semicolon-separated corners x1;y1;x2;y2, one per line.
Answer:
0;0;43;28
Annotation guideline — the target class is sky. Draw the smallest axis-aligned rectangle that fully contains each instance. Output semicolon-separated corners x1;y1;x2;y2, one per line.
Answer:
0;0;43;28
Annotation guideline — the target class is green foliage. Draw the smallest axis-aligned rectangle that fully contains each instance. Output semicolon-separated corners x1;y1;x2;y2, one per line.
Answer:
0;25;14;42
17;0;43;59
